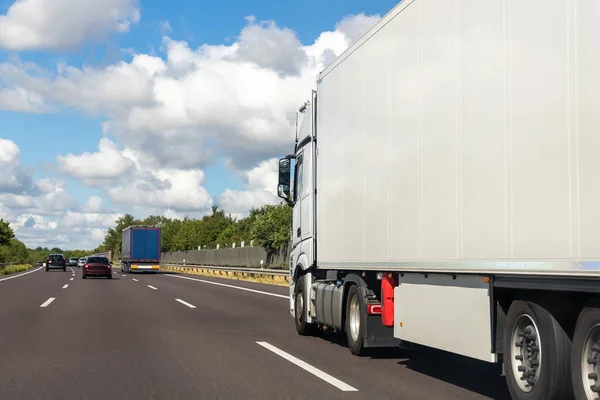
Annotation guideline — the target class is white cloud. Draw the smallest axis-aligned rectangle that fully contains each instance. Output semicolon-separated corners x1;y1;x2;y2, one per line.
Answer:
0;138;19;164
0;87;49;113
81;196;104;213
0;177;120;249
217;158;280;216
0;178;76;214
0;193;34;209
0;140;106;249
0;182;112;250
60;211;120;229
13;214;57;230
0;0;141;51
56;138;213;214
233;16;307;76
7;210;122;250
57;138;136;184
335;13;381;43
0;138;34;193
107;165;213;213
34;178;62;194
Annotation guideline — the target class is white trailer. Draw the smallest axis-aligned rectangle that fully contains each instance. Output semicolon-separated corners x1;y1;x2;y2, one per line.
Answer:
276;0;600;399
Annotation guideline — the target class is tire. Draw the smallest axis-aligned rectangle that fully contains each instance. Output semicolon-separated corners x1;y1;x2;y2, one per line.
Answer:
82;274;86;279
504;300;573;400
345;285;366;356
571;305;600;400
294;276;318;336
107;274;112;279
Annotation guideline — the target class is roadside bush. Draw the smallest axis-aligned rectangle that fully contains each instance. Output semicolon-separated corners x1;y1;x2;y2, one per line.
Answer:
0;264;32;276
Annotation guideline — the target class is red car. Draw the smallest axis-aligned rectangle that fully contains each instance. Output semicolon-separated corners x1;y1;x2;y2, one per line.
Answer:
82;256;113;279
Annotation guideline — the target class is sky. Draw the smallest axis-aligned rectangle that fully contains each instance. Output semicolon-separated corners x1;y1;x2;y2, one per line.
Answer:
0;0;399;250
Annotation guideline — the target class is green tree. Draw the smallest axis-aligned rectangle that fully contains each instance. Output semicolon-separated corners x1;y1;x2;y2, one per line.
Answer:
161;218;181;252
251;204;292;255
216;222;241;248
0;238;30;263
0;219;14;246
101;213;137;256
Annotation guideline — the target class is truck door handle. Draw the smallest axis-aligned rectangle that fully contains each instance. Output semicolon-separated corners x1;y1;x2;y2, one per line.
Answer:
297;227;301;237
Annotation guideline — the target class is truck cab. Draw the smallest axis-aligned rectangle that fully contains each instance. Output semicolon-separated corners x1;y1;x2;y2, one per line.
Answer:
277;92;317;327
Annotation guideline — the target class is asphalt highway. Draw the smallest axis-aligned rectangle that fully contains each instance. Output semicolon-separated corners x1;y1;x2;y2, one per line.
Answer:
0;266;511;399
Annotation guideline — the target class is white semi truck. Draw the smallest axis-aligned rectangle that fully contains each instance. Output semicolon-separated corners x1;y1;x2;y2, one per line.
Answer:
276;0;600;399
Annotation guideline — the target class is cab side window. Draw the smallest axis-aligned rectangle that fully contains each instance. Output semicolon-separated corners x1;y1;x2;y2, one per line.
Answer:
294;154;303;203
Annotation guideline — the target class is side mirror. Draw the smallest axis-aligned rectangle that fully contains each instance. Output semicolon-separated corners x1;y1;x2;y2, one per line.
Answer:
278;184;290;199
277;157;293;204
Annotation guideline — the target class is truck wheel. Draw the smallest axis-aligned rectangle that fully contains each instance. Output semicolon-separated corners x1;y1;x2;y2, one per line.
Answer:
294;277;318;336
571;305;600;400
504;300;572;400
345;285;366;356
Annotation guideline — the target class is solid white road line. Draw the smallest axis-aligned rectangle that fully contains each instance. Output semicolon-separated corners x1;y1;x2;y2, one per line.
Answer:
175;299;197;309
132;278;139;282
40;298;55;308
166;274;288;299
256;342;358;392
0;266;43;282
62;284;69;289
147;285;157;290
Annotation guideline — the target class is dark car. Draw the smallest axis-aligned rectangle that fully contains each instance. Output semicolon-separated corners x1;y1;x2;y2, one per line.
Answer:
46;254;66;271
82;256;112;279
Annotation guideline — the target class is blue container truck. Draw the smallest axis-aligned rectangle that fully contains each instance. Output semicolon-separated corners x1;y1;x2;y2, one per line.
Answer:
120;226;161;273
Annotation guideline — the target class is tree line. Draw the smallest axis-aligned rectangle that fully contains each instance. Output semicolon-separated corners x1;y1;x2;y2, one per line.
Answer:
0;203;292;264
93;204;292;258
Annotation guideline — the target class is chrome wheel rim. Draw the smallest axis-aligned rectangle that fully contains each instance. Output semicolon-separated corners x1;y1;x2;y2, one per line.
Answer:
295;290;303;322
349;295;360;342
511;314;542;392
582;323;600;400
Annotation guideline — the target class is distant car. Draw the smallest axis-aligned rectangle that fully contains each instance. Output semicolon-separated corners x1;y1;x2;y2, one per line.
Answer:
36;261;43;267
46;254;66;271
82;256;112;279
69;257;78;267
77;257;87;268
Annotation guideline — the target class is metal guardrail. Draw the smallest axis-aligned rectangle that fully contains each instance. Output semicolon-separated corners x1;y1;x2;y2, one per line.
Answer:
162;263;288;276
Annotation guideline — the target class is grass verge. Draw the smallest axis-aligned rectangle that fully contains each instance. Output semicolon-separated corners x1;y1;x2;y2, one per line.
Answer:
161;265;289;287
0;264;33;276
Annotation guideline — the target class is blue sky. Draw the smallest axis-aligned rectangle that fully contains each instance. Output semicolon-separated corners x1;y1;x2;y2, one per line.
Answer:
0;0;398;249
